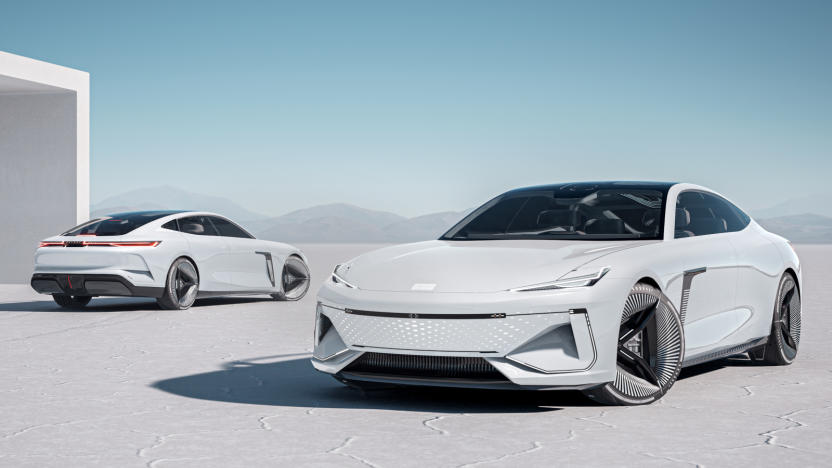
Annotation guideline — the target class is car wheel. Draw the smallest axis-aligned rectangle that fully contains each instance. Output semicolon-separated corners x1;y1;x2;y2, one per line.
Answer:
272;256;310;301
583;282;684;405
52;294;92;308
157;258;199;310
756;273;801;365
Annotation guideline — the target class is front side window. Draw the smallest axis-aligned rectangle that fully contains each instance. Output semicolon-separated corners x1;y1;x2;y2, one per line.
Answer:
177;216;219;236
208;216;254;239
675;191;750;238
443;187;665;241
63;212;173;237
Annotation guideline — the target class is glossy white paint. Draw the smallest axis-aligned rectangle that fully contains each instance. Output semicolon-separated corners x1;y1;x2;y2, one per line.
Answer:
312;183;801;389
32;211;307;297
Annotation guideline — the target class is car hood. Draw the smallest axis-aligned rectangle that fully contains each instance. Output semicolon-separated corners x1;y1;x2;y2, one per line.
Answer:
341;240;654;293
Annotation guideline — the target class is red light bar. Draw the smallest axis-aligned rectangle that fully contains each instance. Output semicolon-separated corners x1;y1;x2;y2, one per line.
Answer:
83;241;162;247
38;241;161;248
39;241;64;247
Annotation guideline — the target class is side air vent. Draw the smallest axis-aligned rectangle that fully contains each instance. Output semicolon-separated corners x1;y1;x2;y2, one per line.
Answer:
344;352;506;381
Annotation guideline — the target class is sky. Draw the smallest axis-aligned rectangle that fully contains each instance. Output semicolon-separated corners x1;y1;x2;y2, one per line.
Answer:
1;1;830;217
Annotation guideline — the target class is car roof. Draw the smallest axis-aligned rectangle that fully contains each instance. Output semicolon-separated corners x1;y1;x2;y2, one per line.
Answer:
507;181;678;194
100;210;189;218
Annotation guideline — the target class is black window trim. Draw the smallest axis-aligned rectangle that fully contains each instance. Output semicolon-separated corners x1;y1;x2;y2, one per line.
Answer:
167;214;255;239
673;189;751;239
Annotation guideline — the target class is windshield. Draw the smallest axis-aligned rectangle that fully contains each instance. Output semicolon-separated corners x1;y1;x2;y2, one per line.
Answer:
62;211;177;237
442;187;666;241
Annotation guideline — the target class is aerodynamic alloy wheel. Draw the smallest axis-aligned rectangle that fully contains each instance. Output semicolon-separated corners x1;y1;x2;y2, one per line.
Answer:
52;294;92;309
758;273;801;365
272;256;310;301
584;283;684;405
157;258;199;310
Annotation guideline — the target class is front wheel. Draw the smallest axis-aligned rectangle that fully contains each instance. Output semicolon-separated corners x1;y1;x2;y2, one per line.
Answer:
754;273;801;365
583;282;684;405
53;294;91;309
271;256;310;301
157;258;199;310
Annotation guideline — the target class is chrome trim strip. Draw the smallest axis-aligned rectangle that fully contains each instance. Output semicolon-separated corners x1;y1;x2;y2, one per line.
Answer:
679;267;707;324
345;309;506;319
313;347;352;362
351;345;499;354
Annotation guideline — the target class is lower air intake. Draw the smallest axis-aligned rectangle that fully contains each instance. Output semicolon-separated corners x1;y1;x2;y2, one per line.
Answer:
345;352;506;380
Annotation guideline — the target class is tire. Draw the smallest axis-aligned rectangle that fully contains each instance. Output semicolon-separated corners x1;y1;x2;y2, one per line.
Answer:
157;258;199;310
757;273;801;365
272;256;310;301
583;282;684;405
52;294;92;309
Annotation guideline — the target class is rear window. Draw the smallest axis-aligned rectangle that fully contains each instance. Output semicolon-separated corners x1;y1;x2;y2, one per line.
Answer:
63;212;173;237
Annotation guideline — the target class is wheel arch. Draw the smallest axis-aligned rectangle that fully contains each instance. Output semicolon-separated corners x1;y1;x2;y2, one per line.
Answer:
635;275;661;291
172;255;200;283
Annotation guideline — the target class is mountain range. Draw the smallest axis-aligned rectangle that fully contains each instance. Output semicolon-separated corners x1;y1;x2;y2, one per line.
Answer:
91;186;832;243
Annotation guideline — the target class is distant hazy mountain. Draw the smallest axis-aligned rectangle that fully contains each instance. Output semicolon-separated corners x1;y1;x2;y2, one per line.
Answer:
254;204;469;243
91;186;268;222
753;194;832;219
757;213;832;244
382;211;468;242
255;204;405;243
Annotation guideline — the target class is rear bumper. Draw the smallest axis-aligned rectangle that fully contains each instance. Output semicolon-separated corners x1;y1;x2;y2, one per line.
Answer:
30;273;164;298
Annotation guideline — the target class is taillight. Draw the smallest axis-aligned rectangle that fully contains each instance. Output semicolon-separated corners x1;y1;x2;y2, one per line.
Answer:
38;241;161;247
39;241;64;247
84;241;161;247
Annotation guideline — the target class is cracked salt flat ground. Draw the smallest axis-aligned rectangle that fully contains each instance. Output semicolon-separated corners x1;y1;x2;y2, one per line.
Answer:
0;244;830;467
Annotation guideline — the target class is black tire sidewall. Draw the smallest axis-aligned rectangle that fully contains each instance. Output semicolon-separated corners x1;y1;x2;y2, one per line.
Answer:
159;258;198;310
586;283;685;406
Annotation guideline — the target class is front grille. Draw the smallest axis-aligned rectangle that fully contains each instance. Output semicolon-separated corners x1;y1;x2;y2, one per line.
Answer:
344;352;506;381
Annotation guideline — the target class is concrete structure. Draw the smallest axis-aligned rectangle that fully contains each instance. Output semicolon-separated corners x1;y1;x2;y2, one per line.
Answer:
0;51;89;283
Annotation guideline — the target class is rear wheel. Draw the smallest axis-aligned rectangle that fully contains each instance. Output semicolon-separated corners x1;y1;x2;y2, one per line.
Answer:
583;283;684;405
272;256;310;301
157;258;199;310
52;294;92;309
754;273;801;365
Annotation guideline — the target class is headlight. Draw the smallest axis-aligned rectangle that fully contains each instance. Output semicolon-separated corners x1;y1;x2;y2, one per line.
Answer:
509;266;611;292
331;264;357;289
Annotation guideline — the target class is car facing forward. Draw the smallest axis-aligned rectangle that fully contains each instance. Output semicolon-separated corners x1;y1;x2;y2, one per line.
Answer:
312;182;801;405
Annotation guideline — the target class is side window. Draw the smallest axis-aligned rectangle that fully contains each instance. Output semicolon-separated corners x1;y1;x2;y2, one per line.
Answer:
162;219;180;231
178;216;219;236
208;216;254;239
675;191;750;238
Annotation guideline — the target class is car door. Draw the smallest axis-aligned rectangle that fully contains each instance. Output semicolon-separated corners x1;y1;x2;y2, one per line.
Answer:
671;191;741;359
712;197;783;343
177;215;235;291
208;216;274;291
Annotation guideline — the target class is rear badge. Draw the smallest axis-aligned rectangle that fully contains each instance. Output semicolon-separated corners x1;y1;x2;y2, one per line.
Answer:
411;283;436;291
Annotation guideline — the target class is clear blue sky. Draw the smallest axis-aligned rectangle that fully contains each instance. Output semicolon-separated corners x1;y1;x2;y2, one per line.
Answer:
1;1;830;217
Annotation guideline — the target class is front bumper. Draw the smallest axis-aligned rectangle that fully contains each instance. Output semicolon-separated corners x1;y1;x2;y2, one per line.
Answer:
31;273;164;298
311;277;632;389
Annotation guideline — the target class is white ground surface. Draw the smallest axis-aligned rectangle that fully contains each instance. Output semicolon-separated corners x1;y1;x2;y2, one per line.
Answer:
1;244;830;467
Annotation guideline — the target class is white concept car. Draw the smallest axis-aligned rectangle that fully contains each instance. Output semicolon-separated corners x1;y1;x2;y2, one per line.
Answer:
31;211;310;310
312;182;801;405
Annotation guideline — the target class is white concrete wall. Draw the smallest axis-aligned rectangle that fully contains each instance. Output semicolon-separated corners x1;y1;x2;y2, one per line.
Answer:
0;52;88;283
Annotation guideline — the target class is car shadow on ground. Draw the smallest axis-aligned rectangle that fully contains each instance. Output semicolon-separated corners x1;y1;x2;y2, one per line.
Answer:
0;296;277;313
152;354;593;413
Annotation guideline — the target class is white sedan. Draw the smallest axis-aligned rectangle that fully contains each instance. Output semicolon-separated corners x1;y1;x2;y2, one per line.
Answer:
312;182;801;405
31;211;310;310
